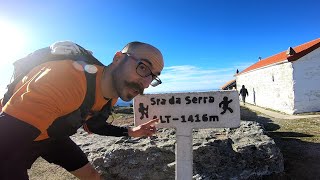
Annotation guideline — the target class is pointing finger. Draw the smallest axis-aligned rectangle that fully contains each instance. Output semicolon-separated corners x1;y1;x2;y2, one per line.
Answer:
143;118;159;126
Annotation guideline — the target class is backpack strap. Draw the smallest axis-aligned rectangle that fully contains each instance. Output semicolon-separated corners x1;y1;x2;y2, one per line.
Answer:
79;71;96;119
75;44;104;119
89;98;113;119
76;44;104;66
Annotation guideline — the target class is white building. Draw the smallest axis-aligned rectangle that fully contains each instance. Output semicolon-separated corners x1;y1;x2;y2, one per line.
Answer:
236;38;320;114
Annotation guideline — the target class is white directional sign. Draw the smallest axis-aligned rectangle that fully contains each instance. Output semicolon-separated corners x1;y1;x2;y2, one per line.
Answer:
134;90;240;129
133;90;240;180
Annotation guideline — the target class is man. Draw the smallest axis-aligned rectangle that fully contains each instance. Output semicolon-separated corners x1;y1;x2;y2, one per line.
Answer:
0;41;164;180
239;85;249;105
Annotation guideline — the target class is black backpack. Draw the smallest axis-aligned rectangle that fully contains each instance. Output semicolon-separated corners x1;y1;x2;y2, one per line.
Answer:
1;44;112;138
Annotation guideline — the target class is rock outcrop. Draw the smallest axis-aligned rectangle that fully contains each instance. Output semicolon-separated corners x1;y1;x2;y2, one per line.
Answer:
71;121;283;180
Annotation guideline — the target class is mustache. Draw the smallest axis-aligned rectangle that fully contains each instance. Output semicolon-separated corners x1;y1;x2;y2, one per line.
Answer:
125;81;144;95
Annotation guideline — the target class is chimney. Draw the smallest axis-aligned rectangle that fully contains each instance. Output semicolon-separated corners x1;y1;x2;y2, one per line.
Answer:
286;47;296;56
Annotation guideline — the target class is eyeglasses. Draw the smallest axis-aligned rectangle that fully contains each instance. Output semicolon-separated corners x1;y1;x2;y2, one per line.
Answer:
124;53;162;87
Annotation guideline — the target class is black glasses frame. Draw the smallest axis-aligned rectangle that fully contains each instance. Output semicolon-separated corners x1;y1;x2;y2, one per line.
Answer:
124;53;162;87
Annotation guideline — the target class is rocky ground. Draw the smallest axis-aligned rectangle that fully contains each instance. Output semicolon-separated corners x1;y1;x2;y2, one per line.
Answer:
28;106;320;180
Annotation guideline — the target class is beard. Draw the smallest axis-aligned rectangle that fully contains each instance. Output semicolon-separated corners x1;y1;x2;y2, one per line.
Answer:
124;81;144;95
112;75;144;101
121;80;144;101
111;61;144;101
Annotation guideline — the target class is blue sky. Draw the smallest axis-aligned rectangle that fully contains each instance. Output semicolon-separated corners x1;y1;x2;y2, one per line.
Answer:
0;0;319;95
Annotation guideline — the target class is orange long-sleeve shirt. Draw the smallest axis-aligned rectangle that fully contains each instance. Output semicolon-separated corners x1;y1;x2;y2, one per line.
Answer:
3;60;116;141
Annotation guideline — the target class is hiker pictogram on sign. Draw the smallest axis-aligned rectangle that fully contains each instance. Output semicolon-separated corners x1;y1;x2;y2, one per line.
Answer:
219;96;233;114
138;103;149;120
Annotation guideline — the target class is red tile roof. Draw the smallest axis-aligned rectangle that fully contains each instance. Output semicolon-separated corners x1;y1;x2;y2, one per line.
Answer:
220;79;236;90
237;38;320;75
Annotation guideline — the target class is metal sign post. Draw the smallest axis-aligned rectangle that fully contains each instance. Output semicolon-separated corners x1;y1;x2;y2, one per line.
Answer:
133;91;240;180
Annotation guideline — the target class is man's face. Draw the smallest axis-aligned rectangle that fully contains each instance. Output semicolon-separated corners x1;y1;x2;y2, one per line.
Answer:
112;45;164;101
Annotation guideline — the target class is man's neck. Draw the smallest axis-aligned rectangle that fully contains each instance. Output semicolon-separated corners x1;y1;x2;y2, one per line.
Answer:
101;66;118;99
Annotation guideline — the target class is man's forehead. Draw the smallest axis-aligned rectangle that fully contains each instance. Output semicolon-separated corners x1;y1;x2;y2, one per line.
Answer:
123;44;164;73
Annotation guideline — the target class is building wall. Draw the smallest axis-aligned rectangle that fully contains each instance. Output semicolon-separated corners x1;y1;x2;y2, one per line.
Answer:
236;62;295;114
292;48;320;113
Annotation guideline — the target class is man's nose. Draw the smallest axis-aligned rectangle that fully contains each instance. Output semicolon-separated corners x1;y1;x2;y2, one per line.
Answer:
141;75;152;88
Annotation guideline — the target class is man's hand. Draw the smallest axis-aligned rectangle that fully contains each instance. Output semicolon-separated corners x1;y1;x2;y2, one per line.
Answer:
128;119;159;137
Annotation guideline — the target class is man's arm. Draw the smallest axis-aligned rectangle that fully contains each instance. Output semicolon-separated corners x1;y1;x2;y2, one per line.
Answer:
84;117;159;137
84;118;129;137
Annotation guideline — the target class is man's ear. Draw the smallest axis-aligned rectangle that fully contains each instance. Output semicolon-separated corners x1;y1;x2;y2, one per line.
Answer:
113;51;123;63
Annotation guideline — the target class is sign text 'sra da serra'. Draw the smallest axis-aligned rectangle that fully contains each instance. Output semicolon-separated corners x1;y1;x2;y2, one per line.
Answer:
150;95;215;106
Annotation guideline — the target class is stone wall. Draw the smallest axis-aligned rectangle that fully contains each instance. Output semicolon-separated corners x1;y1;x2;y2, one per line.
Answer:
236;62;295;114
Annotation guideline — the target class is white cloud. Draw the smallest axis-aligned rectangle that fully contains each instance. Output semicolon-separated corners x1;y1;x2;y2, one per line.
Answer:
145;65;240;94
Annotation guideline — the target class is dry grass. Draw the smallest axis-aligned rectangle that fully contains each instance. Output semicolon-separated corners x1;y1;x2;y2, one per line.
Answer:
240;106;320;179
241;106;320;143
278;118;320;143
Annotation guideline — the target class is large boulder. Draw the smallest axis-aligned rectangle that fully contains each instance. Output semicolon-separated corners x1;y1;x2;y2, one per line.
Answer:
71;121;283;180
